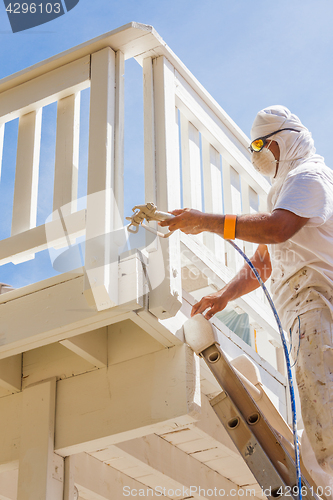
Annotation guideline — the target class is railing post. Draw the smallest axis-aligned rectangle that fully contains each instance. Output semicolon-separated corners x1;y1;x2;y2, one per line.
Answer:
84;47;119;311
143;56;182;318
17;379;63;500
114;51;125;229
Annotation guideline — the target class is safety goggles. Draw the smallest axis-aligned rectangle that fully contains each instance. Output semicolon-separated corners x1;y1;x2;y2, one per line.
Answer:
249;128;300;153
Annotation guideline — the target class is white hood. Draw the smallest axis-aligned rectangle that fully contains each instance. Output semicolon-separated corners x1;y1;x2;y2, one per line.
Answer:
250;105;325;209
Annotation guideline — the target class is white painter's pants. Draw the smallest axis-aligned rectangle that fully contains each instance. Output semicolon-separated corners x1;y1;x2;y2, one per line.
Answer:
291;307;333;485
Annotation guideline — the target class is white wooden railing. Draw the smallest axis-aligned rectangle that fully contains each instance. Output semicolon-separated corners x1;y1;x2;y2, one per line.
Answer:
140;51;281;371
0;23;281;370
0;47;126;312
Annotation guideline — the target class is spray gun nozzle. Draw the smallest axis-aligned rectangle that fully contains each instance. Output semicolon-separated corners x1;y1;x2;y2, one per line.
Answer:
126;202;174;238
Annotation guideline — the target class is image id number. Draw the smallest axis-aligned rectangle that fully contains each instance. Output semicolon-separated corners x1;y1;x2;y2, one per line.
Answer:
275;485;333;497
6;3;61;14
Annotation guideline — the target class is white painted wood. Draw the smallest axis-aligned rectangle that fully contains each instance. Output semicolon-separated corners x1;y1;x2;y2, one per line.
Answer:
22;342;97;390
0;393;21;472
259;192;267;212
230;164;244;271
143;57;155;202
130;309;180;348
0;23;253;160
50;453;64;500
11;110;42;238
116;434;239;498
0;56;90;124
174;70;270;197
0;208;85;266
0;123;4;181
202;137;225;261
221;157;232;214
145;55;182;319
55;345;199;456
0;274;131;360
0;269;183;361
221;158;236;270
64;456;75;500
73;452;173;500
241;180;267;305
230;166;242;215
0;469;18;500
17;378;62;500
84;47;118;311
53;93;80;213
118;251;145;310
0;355;21;393
240;177;255;257
143;56;159;253
107;319;165;366
0;22;256;199
60;327;108;368
221;160;243;271
152;53;182;219
0;25;146;96
114;51;125;228
180;115;202;210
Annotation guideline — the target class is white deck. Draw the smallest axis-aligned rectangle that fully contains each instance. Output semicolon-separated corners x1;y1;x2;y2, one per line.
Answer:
0;23;289;500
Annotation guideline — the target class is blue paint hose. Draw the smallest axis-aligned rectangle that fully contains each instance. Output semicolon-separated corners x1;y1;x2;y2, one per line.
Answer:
226;239;302;500
126;204;302;498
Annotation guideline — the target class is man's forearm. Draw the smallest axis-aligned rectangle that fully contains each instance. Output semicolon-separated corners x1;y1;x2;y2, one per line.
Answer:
200;213;285;244
162;208;309;244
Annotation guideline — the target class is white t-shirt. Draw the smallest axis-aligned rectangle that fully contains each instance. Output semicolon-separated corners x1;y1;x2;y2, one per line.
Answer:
269;162;333;331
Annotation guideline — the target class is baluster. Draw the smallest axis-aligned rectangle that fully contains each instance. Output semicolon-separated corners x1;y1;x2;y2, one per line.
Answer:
181;116;202;210
180;115;203;245
230;166;243;271
259;193;267;212
221;158;236;270
202;137;224;261
240;177;254;258
53;93;80;215
12;109;42;238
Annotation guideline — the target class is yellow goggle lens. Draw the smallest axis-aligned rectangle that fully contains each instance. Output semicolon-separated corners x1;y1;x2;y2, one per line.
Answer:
251;139;265;152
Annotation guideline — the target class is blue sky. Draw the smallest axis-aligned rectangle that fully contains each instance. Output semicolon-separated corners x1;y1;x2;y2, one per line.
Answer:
1;0;333;287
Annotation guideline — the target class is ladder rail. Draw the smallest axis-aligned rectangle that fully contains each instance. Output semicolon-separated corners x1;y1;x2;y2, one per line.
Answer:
202;344;324;500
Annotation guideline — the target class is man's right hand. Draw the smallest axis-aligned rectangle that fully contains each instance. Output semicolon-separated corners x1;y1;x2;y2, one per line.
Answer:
191;289;230;320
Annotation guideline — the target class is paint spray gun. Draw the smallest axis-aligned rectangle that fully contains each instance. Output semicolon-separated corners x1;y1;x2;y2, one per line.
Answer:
126;202;174;238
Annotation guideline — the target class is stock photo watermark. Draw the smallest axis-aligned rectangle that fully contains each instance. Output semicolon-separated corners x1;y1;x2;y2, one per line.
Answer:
122;485;333;498
3;0;80;33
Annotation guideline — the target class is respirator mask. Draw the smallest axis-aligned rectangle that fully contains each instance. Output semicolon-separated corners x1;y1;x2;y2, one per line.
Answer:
251;145;277;177
249;127;301;177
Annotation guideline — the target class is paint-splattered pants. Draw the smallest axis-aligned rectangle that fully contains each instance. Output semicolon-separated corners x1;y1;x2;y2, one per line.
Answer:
291;307;333;476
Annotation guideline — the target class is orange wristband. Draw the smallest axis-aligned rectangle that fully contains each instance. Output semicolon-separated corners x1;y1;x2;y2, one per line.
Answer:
224;214;237;240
